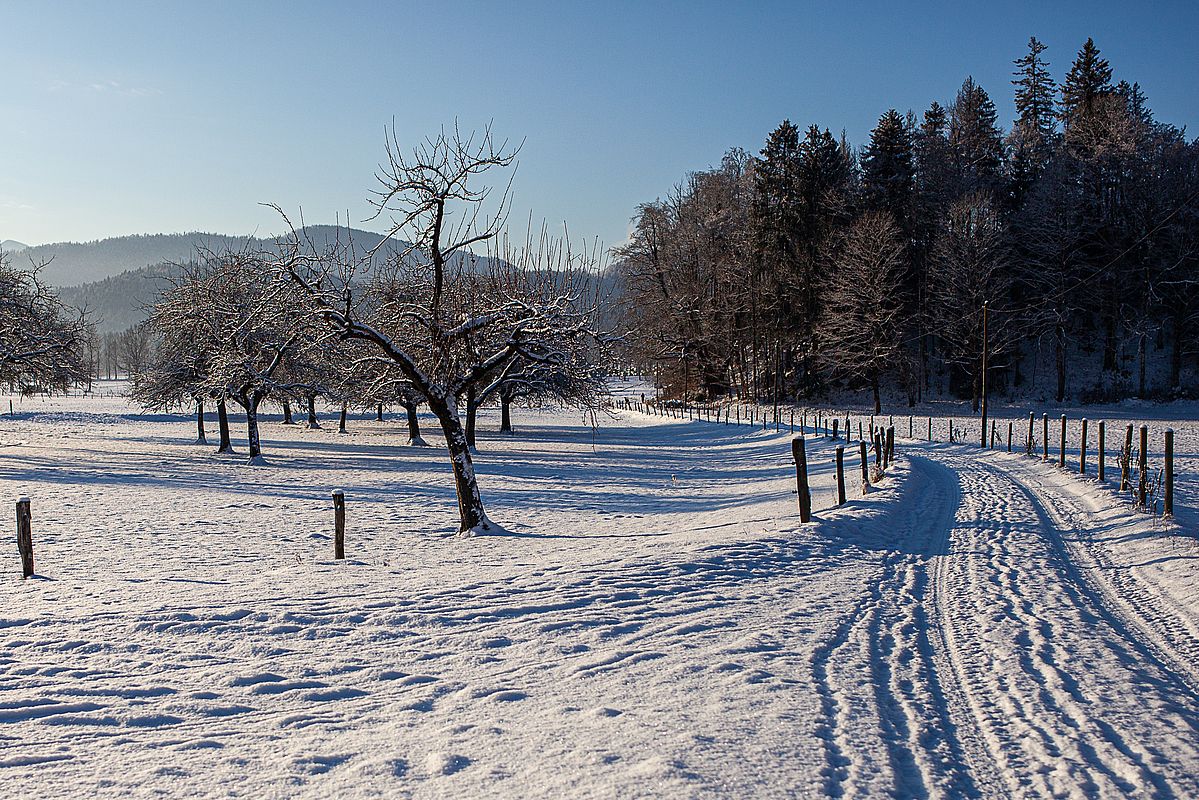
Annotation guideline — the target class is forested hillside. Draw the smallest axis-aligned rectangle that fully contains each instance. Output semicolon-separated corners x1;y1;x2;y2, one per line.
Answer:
616;38;1199;408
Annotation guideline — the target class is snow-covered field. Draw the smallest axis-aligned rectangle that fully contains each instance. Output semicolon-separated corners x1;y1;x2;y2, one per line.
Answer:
2;387;1198;798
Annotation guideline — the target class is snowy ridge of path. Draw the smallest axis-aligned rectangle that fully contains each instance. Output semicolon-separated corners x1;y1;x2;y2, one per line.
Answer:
919;444;1199;799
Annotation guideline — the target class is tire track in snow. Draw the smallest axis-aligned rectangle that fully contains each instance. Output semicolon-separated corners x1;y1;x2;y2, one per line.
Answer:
998;458;1199;697
808;460;988;799
923;445;1199;799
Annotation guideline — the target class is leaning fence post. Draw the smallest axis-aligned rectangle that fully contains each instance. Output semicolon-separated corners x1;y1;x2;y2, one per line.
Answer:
1164;429;1174;517
16;497;32;578
1098;421;1106;482
1080;419;1088;474
792;437;811;524
1138;425;1148;509
332;490;346;560
835;446;846;506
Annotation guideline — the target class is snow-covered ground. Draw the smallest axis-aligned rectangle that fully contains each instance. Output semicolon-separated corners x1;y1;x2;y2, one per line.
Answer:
1;387;1197;798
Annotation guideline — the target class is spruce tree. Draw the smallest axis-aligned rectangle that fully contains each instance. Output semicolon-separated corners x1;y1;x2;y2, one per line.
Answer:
1008;36;1057;204
949;77;1005;197
1060;37;1112;127
861;109;915;226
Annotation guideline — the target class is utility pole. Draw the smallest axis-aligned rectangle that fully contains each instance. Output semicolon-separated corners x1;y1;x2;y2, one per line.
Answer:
980;302;988;449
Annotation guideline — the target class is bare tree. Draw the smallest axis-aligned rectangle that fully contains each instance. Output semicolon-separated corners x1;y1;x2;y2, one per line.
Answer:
282;124;604;534
821;211;909;413
0;251;88;391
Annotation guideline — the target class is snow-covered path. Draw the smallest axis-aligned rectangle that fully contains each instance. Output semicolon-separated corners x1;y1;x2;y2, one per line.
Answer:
1;396;1197;798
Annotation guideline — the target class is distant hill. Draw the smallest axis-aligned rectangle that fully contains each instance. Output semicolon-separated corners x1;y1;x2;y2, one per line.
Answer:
50;226;518;333
19;227;402;287
1;239;28;252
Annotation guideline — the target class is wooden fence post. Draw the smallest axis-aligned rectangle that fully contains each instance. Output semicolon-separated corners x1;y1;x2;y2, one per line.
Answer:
1098;421;1106;482
1007;421;1013;453
1121;423;1133;491
859;440;870;493
1138;425;1148;509
909;416;913;439
1042;414;1049;461
1059;414;1067;467
1080;419;1088;474
792;437;811;524
1027;412;1034;456
16;497;32;578
887;426;895;466
835;446;846;506
928;417;932;441
332;490;346;560
1164;429;1174;517
832;419;839;440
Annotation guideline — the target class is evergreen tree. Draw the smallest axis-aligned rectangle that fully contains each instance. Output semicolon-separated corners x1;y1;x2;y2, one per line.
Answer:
949;77;1005;197
1060;37;1112;127
861;109;915;226
1009;37;1057;204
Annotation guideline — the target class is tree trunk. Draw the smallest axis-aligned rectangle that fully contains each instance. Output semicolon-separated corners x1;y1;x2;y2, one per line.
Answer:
1171;314;1184;390
1055;326;1067;403
465;386;478;449
404;400;425;445
244;396;263;463
871;374;881;415
339;402;348;433
430;397;489;534
500;394;512;433
282;399;293;425
1138;333;1147;399
216;398;232;453
307;394;320;428
195;397;206;443
377;403;383;421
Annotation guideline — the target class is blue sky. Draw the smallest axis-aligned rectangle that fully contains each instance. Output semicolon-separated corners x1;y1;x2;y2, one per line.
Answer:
2;1;1196;249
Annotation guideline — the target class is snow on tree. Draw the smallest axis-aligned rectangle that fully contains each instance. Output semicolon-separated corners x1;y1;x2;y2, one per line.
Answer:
0;251;88;391
280;124;606;535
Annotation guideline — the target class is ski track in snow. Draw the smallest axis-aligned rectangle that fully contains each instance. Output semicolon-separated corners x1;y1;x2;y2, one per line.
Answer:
1;387;1197;798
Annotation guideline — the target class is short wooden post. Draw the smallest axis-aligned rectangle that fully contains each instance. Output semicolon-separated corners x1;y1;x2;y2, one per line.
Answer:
1098;421;1106;482
1164;429;1174;517
832;419;839;440
1138;425;1148;509
1059;414;1066;467
990;421;997;449
1042;414;1049;461
790;410;794;433
332;490;346;560
1007;421;1012;453
835;446;846;506
1079;419;1088;474
16;497;32;578
859;440;870;493
792;437;811;524
1121;423;1134;491
948;418;953;443
927;417;932;441
909;416;913;439
1027;412;1034;456
886;426;895;466
859;421;863;441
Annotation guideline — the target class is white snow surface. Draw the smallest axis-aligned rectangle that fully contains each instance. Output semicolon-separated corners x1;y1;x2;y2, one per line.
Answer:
1;386;1198;798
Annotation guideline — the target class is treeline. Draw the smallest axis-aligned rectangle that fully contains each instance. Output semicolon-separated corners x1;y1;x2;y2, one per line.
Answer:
615;38;1199;411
